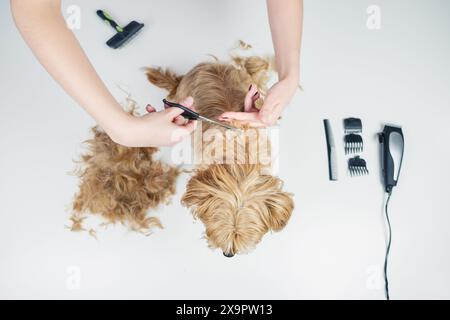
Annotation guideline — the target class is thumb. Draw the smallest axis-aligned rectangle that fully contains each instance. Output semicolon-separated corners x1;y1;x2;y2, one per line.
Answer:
164;106;185;118
164;96;195;119
146;104;156;113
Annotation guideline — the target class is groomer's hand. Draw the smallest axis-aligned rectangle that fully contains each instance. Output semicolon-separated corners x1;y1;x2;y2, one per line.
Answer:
218;78;298;126
219;0;303;126
116;97;197;147
259;77;298;125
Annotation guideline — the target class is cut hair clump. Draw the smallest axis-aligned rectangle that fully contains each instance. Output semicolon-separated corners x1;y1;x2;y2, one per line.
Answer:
70;108;179;235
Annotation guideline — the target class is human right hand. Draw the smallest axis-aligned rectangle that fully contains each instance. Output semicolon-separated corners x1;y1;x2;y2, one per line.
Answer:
113;97;197;147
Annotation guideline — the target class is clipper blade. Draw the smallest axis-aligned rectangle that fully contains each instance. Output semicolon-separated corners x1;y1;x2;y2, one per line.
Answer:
348;156;369;176
344;134;363;154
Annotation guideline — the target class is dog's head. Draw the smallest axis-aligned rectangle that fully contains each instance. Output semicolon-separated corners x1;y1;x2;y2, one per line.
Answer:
181;163;293;256
147;55;294;256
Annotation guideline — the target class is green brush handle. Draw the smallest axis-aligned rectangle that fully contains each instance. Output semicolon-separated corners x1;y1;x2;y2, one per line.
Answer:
96;10;123;32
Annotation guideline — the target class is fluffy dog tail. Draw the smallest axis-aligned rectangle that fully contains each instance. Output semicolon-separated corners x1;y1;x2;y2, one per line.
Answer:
145;67;182;98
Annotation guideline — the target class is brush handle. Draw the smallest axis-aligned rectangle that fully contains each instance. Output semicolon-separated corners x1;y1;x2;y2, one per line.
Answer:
96;10;123;32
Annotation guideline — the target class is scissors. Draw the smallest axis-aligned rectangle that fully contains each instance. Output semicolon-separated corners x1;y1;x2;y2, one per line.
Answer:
163;99;238;131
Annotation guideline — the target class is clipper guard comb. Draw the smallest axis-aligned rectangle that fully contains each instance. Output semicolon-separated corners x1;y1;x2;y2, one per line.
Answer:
348;156;369;176
344;118;362;134
344;117;363;155
345;134;363;154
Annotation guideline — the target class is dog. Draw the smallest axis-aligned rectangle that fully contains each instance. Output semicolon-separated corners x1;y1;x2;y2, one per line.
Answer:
146;54;294;257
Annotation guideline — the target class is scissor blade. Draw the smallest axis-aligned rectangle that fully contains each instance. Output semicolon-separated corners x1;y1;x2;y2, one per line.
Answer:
198;115;239;131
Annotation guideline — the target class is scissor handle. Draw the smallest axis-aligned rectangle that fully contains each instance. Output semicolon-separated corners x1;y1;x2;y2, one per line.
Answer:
162;99;199;120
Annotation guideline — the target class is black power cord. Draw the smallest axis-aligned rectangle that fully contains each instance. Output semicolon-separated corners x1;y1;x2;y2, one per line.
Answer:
383;191;393;300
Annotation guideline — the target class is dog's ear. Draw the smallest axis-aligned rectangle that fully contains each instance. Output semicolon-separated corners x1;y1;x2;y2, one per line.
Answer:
265;191;294;231
145;67;183;98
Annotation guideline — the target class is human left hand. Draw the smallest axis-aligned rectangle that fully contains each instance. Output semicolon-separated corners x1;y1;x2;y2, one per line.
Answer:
218;77;298;126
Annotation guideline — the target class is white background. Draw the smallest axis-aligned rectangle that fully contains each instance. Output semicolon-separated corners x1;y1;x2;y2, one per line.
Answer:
1;0;449;299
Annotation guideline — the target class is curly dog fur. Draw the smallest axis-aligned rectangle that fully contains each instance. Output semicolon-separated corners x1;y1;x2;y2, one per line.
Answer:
70;107;179;235
146;54;294;256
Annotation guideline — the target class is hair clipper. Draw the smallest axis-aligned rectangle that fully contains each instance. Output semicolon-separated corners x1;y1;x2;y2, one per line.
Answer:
378;125;404;193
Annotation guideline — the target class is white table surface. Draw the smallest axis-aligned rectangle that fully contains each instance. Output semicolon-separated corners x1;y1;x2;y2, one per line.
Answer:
1;0;449;299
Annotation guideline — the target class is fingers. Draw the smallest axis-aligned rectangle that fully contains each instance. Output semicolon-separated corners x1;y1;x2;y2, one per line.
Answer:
145;103;186;125
216;84;262;127
219;111;266;127
173;116;186;125
165;105;185;117
164;96;197;129
244;84;260;111
146;104;156;113
258;90;283;125
164;96;195;118
183;119;197;133
168;120;198;146
257;79;297;125
219;111;259;122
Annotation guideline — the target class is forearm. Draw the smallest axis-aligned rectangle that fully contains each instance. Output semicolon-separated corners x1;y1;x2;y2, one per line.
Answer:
266;0;303;82
11;0;129;141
